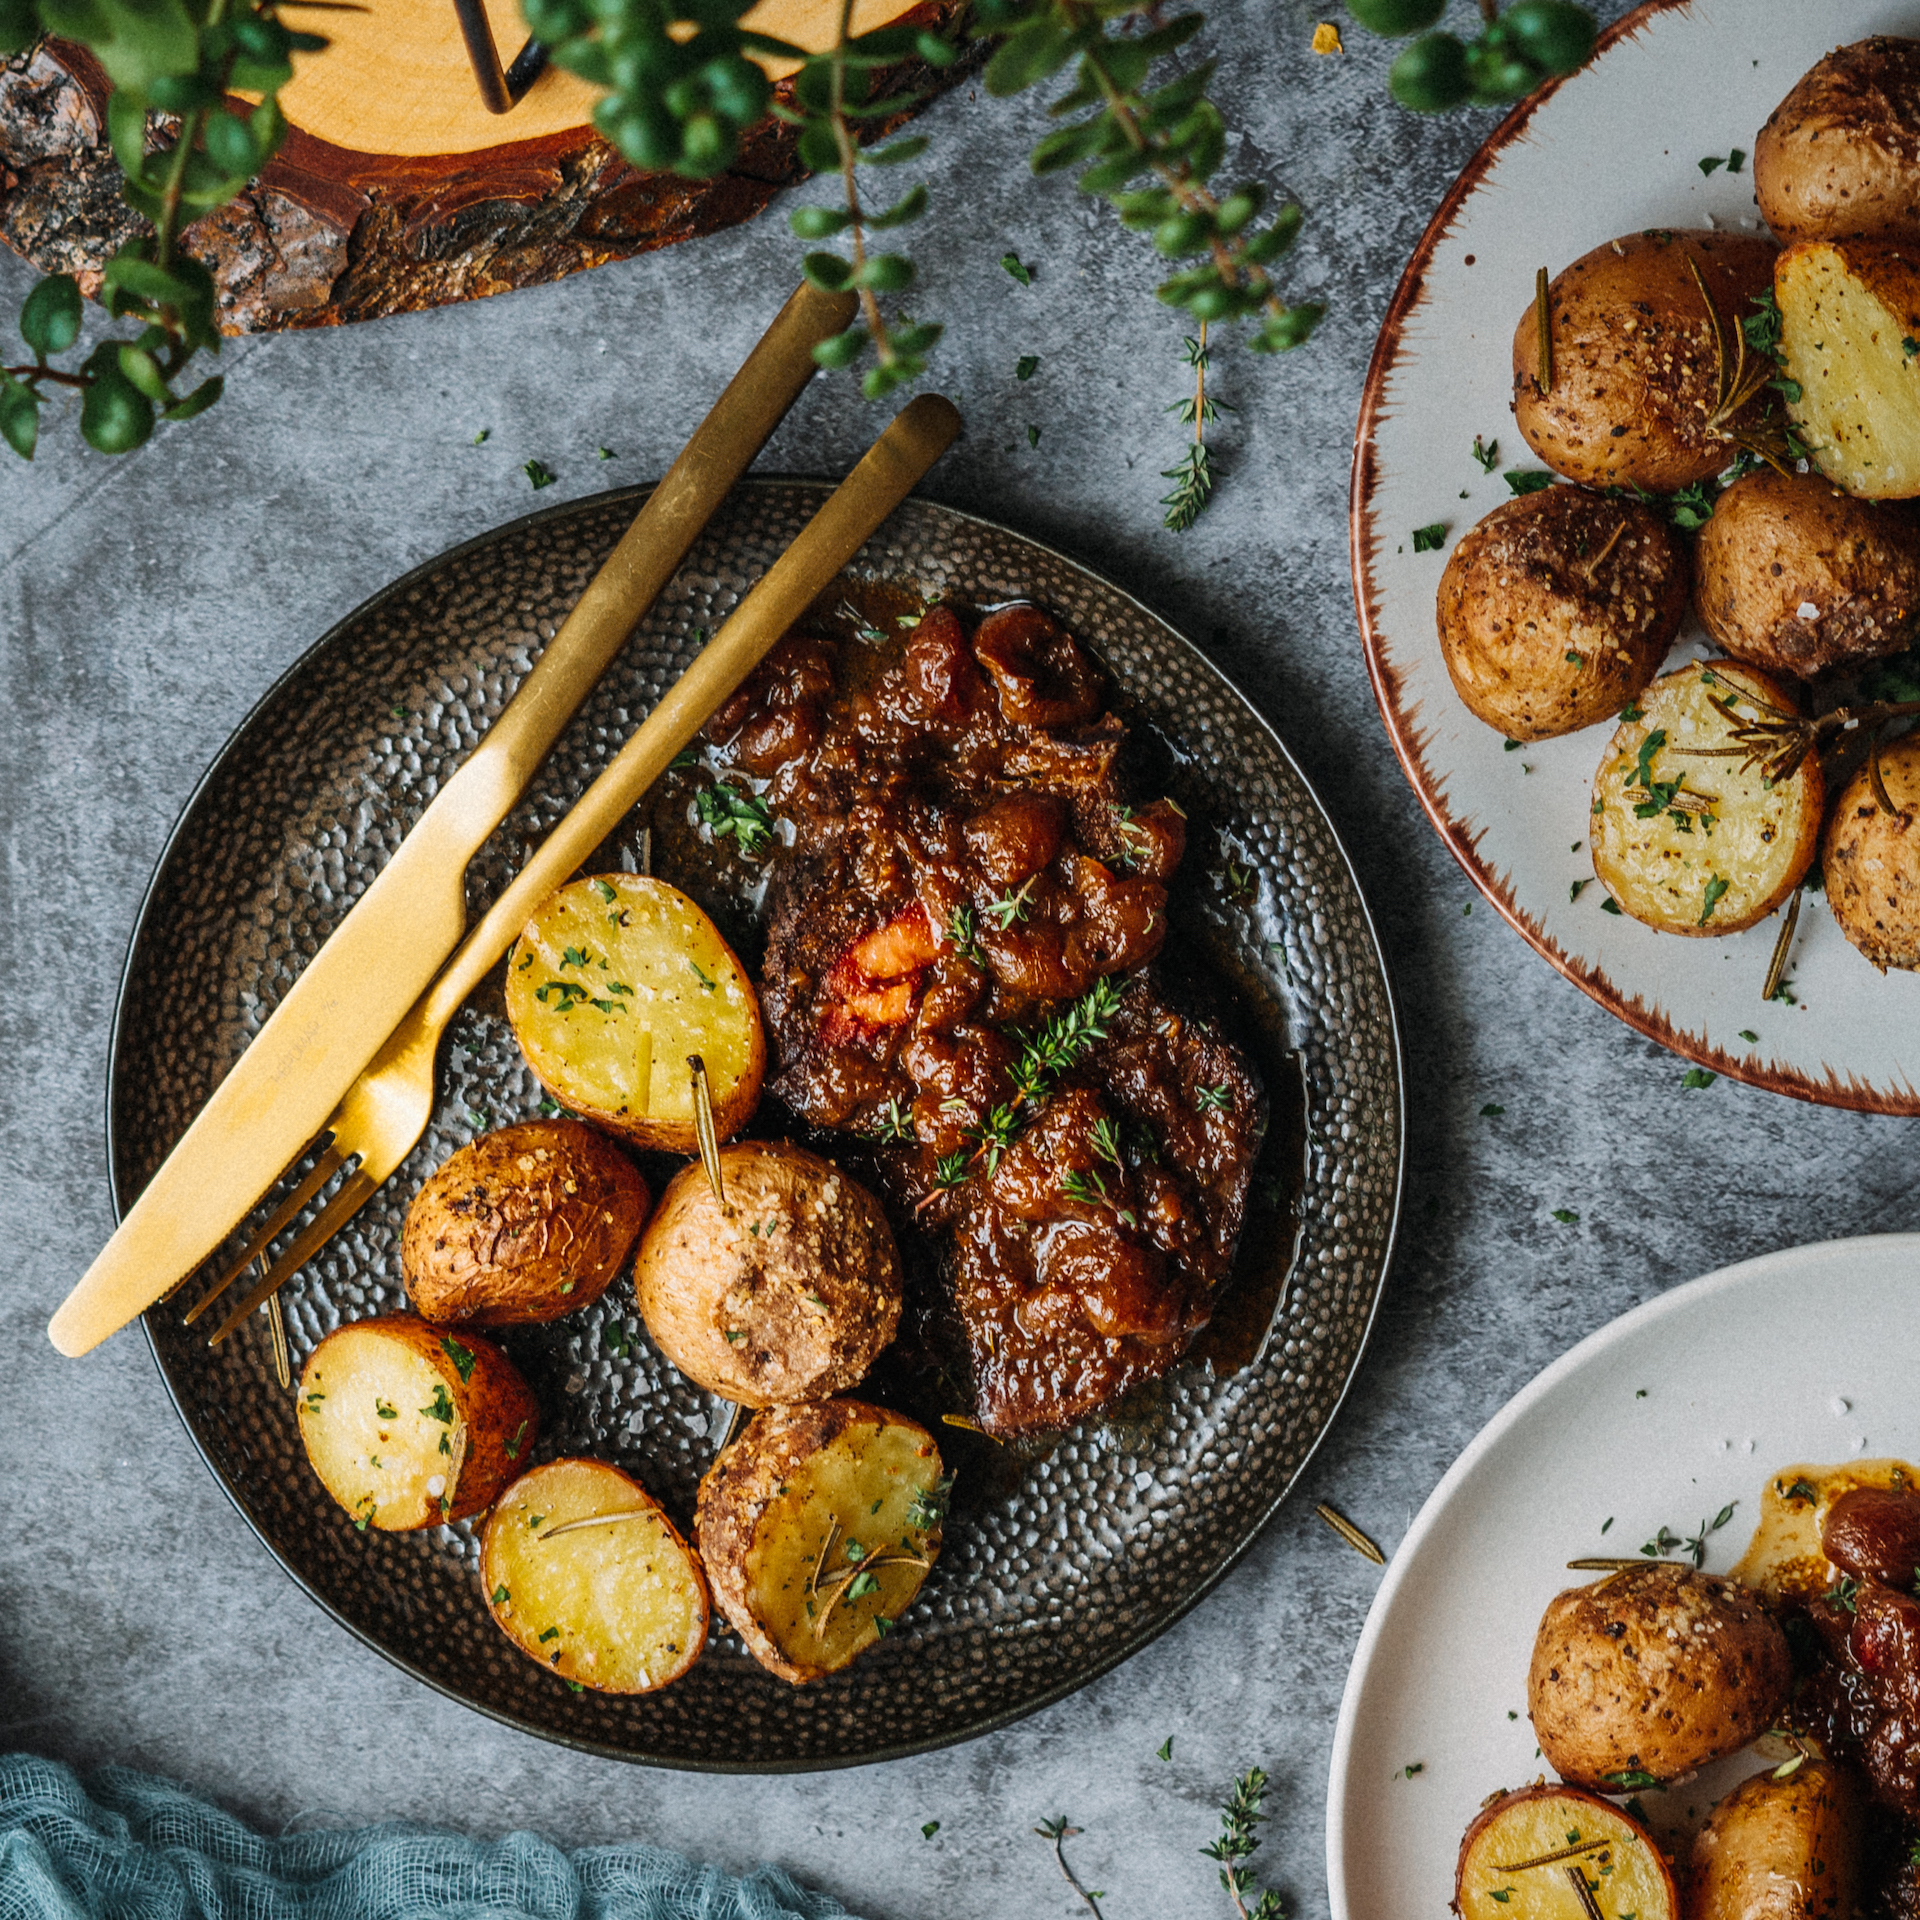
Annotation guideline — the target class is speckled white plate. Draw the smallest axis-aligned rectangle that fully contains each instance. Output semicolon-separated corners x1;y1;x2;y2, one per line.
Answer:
1325;1232;1920;1919
1353;0;1920;1112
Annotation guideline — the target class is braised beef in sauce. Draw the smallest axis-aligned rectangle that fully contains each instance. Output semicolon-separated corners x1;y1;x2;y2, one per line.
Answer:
707;599;1266;1436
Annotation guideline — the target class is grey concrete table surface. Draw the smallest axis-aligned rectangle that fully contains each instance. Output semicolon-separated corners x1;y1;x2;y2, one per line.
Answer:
5;5;1913;1915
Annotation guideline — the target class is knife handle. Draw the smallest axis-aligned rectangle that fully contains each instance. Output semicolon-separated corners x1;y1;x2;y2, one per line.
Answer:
416;392;964;1027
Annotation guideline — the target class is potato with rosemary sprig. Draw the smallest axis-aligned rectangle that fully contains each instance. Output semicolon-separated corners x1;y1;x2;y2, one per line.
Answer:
632;1140;902;1405
1511;229;1780;493
1822;732;1920;971
481;1458;709;1695
695;1399;946;1685
1589;661;1824;937
296;1316;538;1532
1454;1784;1677;1920
504;873;764;1154
1436;486;1690;741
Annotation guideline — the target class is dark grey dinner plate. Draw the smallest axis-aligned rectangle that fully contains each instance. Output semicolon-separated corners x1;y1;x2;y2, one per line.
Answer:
110;480;1403;1770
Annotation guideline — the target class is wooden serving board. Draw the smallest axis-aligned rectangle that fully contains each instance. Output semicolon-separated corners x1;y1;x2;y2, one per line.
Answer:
0;0;967;334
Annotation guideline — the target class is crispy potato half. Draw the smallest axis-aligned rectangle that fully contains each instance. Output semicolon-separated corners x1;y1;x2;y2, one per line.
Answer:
402;1118;650;1327
1777;239;1920;499
1437;487;1689;741
1512;230;1779;492
1687;1761;1861;1920
1694;469;1920;676
634;1141;902;1406
695;1399;946;1685
297;1316;538;1531
1755;38;1920;249
1527;1563;1792;1788
1590;662;1823;936
1823;733;1920;970
1455;1785;1676;1920
481;1458;709;1695
505;873;765;1153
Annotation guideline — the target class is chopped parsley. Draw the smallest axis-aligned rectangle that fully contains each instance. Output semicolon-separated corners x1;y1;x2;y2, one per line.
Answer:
1503;469;1554;495
420;1386;454;1424
603;1321;633;1358
845;1569;881;1601
1471;434;1499;472
1699;875;1731;925
1015;355;1039;381
492;1585;510;1606
505;1419;528;1460
1411;522;1447;553
539;1626;561;1643
1551;1208;1580;1225
688;958;717;993
1027;424;1041;449
1600;897;1623;915
374;1398;396;1419
694;781;775;855
1000;251;1033;286
1682;1067;1717;1090
1480;1103;1504;1117
1157;1737;1173;1761
907;1475;955;1531
440;1336;477;1383
523;459;557;490
921;1820;940;1838
1738;1029;1759;1044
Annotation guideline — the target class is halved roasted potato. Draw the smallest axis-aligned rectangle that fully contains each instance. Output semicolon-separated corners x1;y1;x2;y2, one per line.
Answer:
402;1118;650;1327
1777;239;1920;499
505;873;765;1153
634;1141;902;1405
1512;230;1780;492
1590;661;1823;936
1822;732;1920;970
1455;1785;1676;1920
1755;38;1920;250
1687;1761;1861;1920
694;1399;946;1685
1437;487;1689;741
297;1315;538;1531
481;1458;709;1695
1693;469;1920;676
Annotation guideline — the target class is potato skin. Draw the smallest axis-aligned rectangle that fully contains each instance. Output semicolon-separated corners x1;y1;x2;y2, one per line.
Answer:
634;1141;901;1405
1684;1761;1861;1920
1513;231;1780;492
1756;38;1920;249
1437;487;1689;740
402;1119;649;1327
1694;470;1920;676
1823;734;1920;970
1526;1564;1792;1787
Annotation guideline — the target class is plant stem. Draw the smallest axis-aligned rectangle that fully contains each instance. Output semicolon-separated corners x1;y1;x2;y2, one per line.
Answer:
828;0;895;366
1191;318;1208;445
1035;1821;1105;1918
0;364;90;389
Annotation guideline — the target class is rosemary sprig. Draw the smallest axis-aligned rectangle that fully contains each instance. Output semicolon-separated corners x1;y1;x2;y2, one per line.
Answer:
1203;1768;1287;1920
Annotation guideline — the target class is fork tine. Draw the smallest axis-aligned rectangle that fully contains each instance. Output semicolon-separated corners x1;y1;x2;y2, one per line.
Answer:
182;1143;345;1326
206;1167;379;1349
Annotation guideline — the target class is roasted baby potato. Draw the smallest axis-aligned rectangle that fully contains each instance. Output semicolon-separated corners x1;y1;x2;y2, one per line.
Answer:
401;1118;650;1327
1693;469;1920;676
1526;1563;1792;1788
297;1315;538;1531
1455;1785;1676;1920
1436;487;1689;740
633;1141;902;1405
1512;231;1780;492
1685;1761;1861;1920
1590;662;1823;936
1755;38;1920;250
1822;733;1920;969
481;1458;709;1695
505;873;765;1153
1777;239;1920;499
695;1399;945;1685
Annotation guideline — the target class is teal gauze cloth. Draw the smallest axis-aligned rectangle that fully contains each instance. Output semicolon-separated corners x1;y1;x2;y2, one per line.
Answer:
0;1754;859;1920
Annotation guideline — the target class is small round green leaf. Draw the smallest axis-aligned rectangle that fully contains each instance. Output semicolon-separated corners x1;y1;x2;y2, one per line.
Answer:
800;251;855;293
1500;0;1596;74
789;202;853;239
1388;31;1471;111
810;327;867;369
80;358;155;453
1346;0;1444;33
0;372;38;459
116;342;171;402
20;274;83;357
855;252;913;293
203;109;260;178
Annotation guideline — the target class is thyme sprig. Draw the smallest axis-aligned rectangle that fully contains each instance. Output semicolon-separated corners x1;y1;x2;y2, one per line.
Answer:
1011;973;1126;1105
1203;1768;1287;1920
1162;325;1225;531
1034;1818;1106;1918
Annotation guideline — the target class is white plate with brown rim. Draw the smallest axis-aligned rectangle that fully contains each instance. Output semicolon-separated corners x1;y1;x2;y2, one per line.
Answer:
1352;0;1920;1113
1325;1231;1920;1919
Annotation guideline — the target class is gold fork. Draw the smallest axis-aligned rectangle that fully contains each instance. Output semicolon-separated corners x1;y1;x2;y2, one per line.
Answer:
193;392;962;1348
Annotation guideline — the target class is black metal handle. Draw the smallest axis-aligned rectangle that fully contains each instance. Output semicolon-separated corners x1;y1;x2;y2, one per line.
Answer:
450;0;548;114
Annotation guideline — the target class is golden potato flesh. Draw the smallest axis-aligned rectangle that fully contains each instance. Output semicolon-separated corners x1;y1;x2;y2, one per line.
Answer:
1512;231;1780;492
1455;1785;1676;1920
505;873;765;1153
634;1141;902;1405
1437;487;1689;741
297;1316;538;1531
1526;1564;1792;1788
1778;239;1920;499
1823;733;1920;970
1694;468;1920;676
695;1399;945;1685
401;1118;650;1327
1687;1761;1861;1920
482;1459;709;1695
1590;661;1823;936
1756;38;1920;249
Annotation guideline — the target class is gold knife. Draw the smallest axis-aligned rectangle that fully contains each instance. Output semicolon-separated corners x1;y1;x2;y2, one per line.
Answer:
48;283;855;1358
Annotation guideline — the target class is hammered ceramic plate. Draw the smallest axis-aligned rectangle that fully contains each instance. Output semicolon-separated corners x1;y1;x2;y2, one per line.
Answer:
111;480;1402;1769
1354;0;1920;1112
1325;1231;1920;1919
